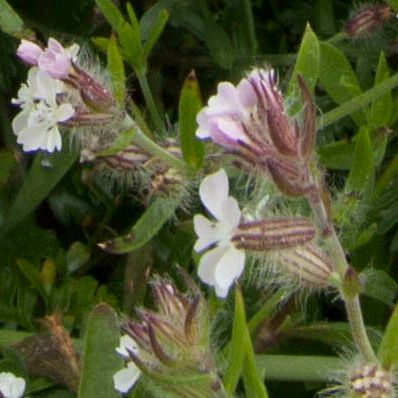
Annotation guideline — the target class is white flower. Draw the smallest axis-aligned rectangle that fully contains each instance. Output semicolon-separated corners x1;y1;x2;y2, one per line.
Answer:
113;335;141;394
0;372;25;398
193;169;245;298
12;67;74;152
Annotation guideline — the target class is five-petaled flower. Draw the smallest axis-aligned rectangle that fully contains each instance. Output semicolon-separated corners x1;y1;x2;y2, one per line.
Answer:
193;168;245;298
12;67;74;152
113;335;141;394
0;372;25;398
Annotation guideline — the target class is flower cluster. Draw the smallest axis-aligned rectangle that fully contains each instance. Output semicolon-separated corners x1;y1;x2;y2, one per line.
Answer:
114;280;219;397
13;38;117;153
0;372;25;398
194;169;334;298
196;69;316;198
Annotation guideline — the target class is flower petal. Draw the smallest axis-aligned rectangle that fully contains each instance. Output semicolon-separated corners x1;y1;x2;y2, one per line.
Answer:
116;335;139;359
220;196;241;230
214;246;245;298
199;169;229;220
193;214;218;252
113;362;141;394
197;246;226;286
0;372;25;398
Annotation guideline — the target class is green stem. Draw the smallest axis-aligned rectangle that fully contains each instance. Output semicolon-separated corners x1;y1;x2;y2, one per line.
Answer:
310;192;377;362
256;355;343;382
137;72;165;133
318;71;398;130
131;128;193;175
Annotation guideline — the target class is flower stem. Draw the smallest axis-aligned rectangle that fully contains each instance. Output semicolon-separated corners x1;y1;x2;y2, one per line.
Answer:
318;71;398;130
137;72;165;133
309;188;376;362
131;128;193;175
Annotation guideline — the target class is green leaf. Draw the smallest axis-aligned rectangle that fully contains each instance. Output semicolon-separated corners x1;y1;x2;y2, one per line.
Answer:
93;0;125;32
370;52;392;128
126;3;140;38
378;303;398;368
78;304;123;398
100;198;178;253
224;286;268;397
0;0;26;37
92;37;109;53
118;21;144;72
319;42;365;124
17;258;48;305
107;36;126;105
288;23;320;97
142;9;168;58
0;148;16;186
223;286;248;394
317;140;354;170
178;70;204;169
361;269;398;306
347;126;374;193
6;148;78;231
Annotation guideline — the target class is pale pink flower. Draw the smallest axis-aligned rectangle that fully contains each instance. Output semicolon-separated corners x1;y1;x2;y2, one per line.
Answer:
38;38;79;79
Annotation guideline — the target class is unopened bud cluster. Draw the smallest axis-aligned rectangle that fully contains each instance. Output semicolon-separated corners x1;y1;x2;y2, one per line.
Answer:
14;38;188;206
344;4;395;38
119;281;220;397
348;363;395;398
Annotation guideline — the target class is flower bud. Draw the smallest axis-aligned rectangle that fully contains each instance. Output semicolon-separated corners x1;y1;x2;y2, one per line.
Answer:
120;280;220;397
277;243;335;288
344;4;394;38
349;363;395;398
232;217;315;251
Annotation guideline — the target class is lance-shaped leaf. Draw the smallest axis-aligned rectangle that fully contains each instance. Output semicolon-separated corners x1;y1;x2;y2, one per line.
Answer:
6;148;78;231
346;126;374;193
0;0;30;37
94;0;125;32
319;42;365;125
78;304;123;398
142;9;168;59
378;302;398;369
178;70;204;169
99;198;178;253
288;23;320;100
107;36;126;106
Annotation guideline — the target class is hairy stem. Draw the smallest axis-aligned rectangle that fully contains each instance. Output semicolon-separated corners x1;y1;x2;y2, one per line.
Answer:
309;188;376;362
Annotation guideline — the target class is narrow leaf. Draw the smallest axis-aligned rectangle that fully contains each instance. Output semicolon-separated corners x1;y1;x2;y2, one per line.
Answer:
288;23;320;98
78;304;123;398
142;9;169;58
378;302;398;368
222;285;247;393
6;149;78;230
0;0;27;37
126;3;140;38
347;126;374;192
318;140;354;170
17;259;48;304
178;70;204;169
107;36;126;105
319;42;365;124
99;198;178;253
